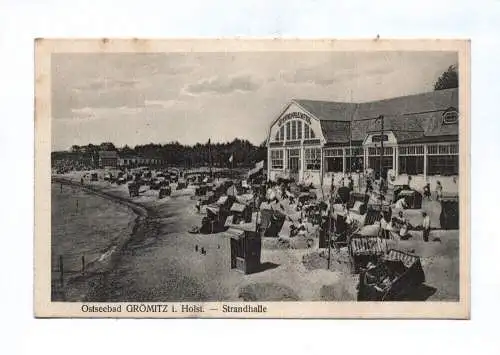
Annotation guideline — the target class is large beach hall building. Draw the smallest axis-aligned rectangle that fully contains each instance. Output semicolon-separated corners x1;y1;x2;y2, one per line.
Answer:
266;88;459;188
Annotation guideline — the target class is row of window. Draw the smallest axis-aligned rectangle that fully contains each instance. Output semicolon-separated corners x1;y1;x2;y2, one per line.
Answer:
271;146;459;175
270;148;322;170
368;147;394;156
389;156;459;175
322;143;459;157
322;155;459;176
274;120;316;142
304;148;321;170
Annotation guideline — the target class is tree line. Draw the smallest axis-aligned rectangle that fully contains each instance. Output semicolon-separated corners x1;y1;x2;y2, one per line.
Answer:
52;139;268;168
434;64;458;91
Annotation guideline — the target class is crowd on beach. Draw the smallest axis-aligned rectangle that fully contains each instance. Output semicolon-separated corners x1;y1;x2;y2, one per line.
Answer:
54;159;454;247
253;170;452;246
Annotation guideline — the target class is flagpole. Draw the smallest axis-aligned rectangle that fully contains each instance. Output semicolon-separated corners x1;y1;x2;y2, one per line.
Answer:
208;138;212;179
349;89;353;177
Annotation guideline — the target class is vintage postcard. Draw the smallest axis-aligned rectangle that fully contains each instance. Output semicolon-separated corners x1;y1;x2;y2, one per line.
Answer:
34;39;470;318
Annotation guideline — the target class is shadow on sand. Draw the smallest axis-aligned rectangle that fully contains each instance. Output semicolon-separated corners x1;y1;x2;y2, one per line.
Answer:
238;281;299;301
247;262;279;275
396;284;437;301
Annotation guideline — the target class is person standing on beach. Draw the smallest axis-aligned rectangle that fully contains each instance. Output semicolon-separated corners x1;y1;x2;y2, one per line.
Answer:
435;181;443;201
422;211;431;242
423;183;432;200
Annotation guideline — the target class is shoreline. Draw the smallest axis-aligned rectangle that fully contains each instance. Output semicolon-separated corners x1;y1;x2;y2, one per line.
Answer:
52;177;154;302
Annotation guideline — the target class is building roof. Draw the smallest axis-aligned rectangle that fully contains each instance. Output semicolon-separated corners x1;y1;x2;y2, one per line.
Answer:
294;99;357;122
119;152;138;158
98;150;118;159
293;88;458;144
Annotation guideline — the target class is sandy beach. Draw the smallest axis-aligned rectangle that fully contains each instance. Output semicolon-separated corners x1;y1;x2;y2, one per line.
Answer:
52;171;459;302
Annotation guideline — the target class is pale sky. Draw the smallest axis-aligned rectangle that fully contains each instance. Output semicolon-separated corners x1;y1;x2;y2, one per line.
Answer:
51;51;457;151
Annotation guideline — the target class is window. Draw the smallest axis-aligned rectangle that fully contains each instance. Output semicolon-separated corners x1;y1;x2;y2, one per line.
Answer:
345;147;363;157
427;145;438;155
399;156;424;175
427;155;459;175
291;121;297;140
368;157;393;173
325;158;343;172
345;147;364;172
304;123;316;139
426;143;459;175
368;147;393;156
399;145;424;155
285;122;291;141
324;148;343;157
287;149;301;172
274;131;281;141
442;110;458;125
398;144;425;175
271;150;284;169
305;148;321;170
324;148;344;172
427;143;459;155
297;121;302;140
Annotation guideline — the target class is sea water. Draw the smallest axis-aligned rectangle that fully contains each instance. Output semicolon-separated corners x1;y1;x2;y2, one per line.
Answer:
51;182;136;301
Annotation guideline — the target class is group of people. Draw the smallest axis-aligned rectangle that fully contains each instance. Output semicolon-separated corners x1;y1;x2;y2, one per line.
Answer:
378;210;431;242
378;210;409;240
423;180;443;201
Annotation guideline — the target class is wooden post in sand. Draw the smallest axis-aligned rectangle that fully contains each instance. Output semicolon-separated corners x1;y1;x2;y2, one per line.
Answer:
81;255;85;276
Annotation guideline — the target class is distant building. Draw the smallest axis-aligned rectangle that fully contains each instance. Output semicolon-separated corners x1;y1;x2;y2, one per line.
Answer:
118;154;164;167
98;150;118;168
266;88;459;187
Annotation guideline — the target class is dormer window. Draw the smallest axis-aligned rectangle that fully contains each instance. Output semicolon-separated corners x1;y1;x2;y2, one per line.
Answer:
274;126;285;141
442;108;459;125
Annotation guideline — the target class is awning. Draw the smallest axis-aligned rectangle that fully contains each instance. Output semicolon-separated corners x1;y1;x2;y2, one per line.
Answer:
226;228;245;240
227;185;238;196
230;202;247;213
236;194;254;205
350;236;387;255
217;196;228;205
206;205;220;216
247;161;264;178
358;224;381;237
398;190;418;197
247;166;263;178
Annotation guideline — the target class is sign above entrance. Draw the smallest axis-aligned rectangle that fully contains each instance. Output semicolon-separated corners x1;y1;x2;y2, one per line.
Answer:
371;134;389;142
278;112;312;126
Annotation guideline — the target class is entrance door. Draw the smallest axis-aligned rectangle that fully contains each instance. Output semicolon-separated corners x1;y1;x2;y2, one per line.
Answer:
288;149;301;182
368;156;393;179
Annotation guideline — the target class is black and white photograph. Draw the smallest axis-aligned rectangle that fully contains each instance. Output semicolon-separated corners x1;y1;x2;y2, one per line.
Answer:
35;39;470;318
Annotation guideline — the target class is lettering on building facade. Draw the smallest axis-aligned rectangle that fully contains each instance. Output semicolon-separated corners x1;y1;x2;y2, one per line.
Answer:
277;112;312;127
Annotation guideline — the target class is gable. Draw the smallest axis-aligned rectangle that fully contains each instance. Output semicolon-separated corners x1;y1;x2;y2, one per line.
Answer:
267;102;325;146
